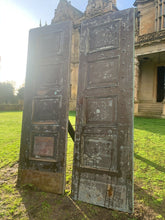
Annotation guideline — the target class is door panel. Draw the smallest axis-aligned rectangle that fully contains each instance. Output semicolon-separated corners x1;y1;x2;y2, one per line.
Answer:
18;21;72;194
157;66;165;102
72;9;134;213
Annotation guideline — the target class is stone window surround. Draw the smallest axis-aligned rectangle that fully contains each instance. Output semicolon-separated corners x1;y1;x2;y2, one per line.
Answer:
155;0;165;31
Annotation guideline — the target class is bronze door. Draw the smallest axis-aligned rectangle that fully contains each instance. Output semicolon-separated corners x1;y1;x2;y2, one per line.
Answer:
72;9;134;213
18;21;72;194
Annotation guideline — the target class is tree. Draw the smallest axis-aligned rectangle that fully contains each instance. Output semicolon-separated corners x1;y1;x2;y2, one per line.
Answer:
17;86;24;100
0;82;15;104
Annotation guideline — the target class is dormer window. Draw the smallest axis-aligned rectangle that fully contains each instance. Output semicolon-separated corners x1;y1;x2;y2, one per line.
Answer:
156;0;165;30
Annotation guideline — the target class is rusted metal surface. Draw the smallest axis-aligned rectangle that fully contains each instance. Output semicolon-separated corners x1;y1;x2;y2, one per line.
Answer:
72;9;134;213
33;136;54;157
20;169;63;194
18;21;72;194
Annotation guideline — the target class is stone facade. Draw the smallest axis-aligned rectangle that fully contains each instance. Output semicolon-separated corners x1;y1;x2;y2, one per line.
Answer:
52;0;165;118
51;0;118;111
134;0;165;118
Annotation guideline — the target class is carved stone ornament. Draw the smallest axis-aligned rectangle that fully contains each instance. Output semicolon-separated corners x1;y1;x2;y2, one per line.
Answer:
136;29;165;45
85;0;118;17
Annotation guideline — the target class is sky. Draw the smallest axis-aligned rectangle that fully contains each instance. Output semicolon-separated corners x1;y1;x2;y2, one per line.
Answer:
0;0;135;89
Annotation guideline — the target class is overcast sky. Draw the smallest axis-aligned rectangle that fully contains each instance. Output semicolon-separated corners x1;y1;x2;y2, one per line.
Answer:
0;0;135;88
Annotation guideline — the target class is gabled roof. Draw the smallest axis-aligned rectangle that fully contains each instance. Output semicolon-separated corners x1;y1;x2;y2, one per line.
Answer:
52;0;83;24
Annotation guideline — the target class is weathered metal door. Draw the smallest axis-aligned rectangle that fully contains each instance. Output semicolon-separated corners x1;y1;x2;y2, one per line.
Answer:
18;21;72;194
72;9;134;213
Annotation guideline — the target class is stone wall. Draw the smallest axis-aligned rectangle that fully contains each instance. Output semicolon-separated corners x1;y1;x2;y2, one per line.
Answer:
139;60;155;102
138;1;155;35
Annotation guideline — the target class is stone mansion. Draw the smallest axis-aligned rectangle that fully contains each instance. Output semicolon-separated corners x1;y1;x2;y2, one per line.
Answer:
51;0;165;118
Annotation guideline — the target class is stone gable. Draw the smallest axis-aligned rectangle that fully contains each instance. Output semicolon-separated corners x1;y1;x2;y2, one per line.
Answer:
51;0;83;24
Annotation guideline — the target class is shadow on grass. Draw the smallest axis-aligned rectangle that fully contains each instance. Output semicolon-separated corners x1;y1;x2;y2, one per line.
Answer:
18;183;165;220
134;184;165;218
134;153;165;173
18;187;135;220
134;117;165;135
18;187;85;220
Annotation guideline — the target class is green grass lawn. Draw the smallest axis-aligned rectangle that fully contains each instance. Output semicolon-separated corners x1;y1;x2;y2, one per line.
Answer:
134;117;165;219
0;112;22;169
0;112;165;219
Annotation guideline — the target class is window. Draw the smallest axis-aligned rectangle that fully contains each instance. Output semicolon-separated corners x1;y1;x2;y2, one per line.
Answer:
136;11;140;35
160;2;162;16
159;17;162;30
163;15;165;27
156;0;165;30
